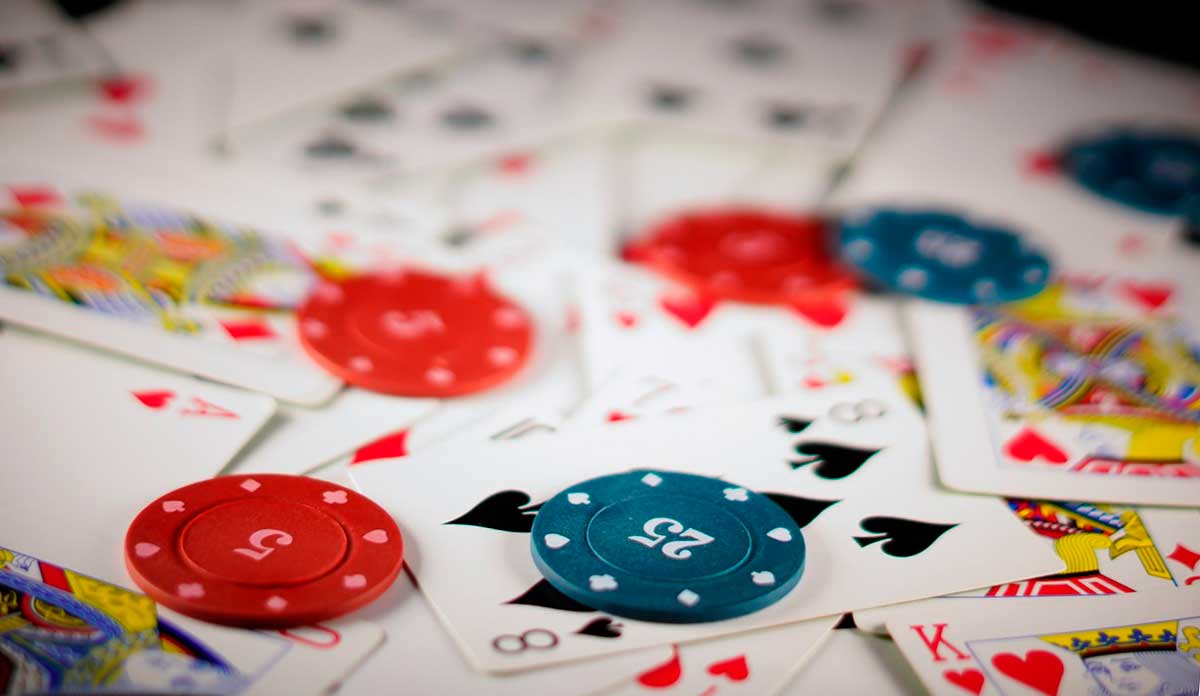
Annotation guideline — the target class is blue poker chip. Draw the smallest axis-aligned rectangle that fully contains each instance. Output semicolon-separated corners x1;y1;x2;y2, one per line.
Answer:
530;470;805;623
1062;128;1200;216
837;208;1051;305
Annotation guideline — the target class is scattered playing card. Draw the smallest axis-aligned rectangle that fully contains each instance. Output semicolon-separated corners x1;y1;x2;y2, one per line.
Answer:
351;379;1059;673
0;326;274;583
885;590;1200;696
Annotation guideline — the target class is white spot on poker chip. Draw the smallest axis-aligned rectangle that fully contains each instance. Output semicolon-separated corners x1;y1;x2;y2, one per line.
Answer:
543;534;570;549
426;366;455;386
350;356;374;373
567;492;590;505
751;571;776;586
492;306;526;330
488;346;518;366
301;318;328;339
767;527;793;542
134;542;160;558
177;582;204;599
897;266;929;290
343;574;367;589
677;589;700;607
843;238;874;263
313;282;344;303
323;490;349;505
363;529;388;544
240;479;261;492
265;596;288;612
972;278;997;301
162;500;185;513
1023;266;1045;284
723;487;749;502
589;575;618;592
641;473;663;487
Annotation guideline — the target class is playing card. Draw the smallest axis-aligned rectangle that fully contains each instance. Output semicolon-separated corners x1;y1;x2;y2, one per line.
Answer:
885;590;1200;696
351;378;1060;673
0;325;274;583
781;628;925;695
907;273;1200;507
398;0;607;43
221;0;465;137
0;174;343;404
567;0;919;153
0;543;381;695
602;617;837;696
855;501;1200;634
0;0;108;93
227;388;437;475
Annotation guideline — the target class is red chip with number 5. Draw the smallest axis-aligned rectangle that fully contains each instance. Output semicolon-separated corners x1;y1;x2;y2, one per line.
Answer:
124;474;403;627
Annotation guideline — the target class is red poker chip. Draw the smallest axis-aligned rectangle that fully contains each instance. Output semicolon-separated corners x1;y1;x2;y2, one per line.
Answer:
124;474;403;628
296;268;535;397
628;208;856;304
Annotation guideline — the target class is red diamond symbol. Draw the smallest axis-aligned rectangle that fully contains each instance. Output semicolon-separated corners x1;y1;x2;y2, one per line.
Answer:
219;319;276;341
1167;543;1200;572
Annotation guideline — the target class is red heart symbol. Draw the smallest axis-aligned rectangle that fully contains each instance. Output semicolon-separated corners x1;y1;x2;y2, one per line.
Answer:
789;294;848;328
615;311;638;329
606;411;635;423
496;152;534;176
943;668;986;695
1120;280;1173;312
637;649;681;689
707;654;749;682
98;74;152;104
991;650;1064;696
659;292;716;329
1003;427;1068;465
132;390;174;410
1022;150;1061;177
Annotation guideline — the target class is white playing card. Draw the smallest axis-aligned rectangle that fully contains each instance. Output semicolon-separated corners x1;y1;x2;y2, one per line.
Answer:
568;0;918;153
884;590;1200;696
905;272;1200;507
351;378;1060;673
221;0;465;137
781;628;925;695
0;0;108;92
0;325;273;589
602;617;837;696
228;388;437;475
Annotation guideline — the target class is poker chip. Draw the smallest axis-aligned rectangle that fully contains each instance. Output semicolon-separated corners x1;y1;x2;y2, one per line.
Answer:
627;208;857;305
124;474;403;628
1062;128;1200;215
296;268;534;397
530;470;805;623
838;208;1051;304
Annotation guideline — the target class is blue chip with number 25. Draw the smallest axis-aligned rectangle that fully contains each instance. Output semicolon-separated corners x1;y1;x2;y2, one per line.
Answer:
838;208;1051;305
530;470;805;623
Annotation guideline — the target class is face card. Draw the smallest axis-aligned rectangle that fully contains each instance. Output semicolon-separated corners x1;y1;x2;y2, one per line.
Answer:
0;544;381;696
781;628;925;695
885;591;1200;696
351;379;1060;673
0;177;343;404
907;274;1200;507
603;617;837;696
0;326;274;585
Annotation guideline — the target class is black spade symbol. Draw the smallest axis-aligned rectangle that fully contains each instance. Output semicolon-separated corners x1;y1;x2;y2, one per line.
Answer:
789;442;881;480
853;516;958;558
507;579;595;612
444;490;540;532
576;617;622;638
